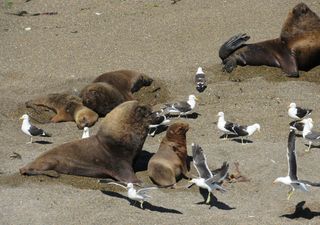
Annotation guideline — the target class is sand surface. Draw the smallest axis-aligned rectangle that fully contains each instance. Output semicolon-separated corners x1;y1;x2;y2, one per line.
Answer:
1;0;320;224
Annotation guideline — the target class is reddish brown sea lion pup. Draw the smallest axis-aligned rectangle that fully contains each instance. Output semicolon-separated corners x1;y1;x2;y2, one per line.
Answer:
93;69;153;95
147;122;190;187
20;100;153;182
80;82;131;117
219;3;320;77
25;93;98;129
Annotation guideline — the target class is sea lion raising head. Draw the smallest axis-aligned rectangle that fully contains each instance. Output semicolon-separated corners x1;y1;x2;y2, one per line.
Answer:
147;122;190;187
219;3;320;77
20;100;153;182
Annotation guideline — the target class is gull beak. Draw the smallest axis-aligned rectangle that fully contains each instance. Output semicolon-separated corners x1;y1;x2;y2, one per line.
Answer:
195;96;200;102
19;116;24;120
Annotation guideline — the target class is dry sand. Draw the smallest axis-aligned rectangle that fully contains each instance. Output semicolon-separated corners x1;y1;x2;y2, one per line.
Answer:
1;0;320;224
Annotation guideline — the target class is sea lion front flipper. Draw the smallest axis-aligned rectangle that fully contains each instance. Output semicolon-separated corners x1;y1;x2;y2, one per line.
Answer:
279;50;299;77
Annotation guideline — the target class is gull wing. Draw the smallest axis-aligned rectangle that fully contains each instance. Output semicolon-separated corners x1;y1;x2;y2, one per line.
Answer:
232;125;249;136
104;182;127;190
305;131;320;141
192;144;213;179
287;129;298;181
137;186;158;195
206;162;229;184
299;180;320;187
224;121;238;134
172;101;191;112
29;125;49;136
296;107;312;118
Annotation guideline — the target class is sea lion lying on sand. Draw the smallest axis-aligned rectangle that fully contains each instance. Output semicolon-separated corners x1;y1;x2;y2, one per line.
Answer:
147;122;190;187
25;93;98;129
219;3;320;77
20;100;153;182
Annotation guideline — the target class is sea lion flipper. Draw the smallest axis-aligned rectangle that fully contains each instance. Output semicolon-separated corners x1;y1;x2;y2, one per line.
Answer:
219;33;250;60
279;52;299;77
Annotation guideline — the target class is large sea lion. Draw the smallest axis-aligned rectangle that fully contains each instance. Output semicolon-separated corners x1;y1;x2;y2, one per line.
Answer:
147;122;190;187
20;100;153;182
93;69;153;94
25;93;98;129
79;82;132;117
219;3;320;77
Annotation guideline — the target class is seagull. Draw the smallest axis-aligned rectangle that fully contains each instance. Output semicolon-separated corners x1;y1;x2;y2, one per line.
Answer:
189;143;229;204
301;118;320;152
82;127;90;139
195;67;207;93
19;114;51;143
289;120;304;132
102;181;158;208
288;103;312;120
217;112;238;139
148;111;171;137
273;128;320;200
162;95;198;117
232;123;261;144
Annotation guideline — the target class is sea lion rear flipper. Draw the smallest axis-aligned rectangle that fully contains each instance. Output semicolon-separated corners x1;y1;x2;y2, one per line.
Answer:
219;33;250;60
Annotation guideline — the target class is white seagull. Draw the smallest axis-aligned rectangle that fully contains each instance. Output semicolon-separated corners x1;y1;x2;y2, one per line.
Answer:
82;127;90;139
148;111;171;137
189;143;229;204
273;128;320;200
195;67;207;93
103;182;158;208
232;123;261;144
162;95;198;117
217;112;238;139
20;114;51;143
301;118;320;152
288;103;312;120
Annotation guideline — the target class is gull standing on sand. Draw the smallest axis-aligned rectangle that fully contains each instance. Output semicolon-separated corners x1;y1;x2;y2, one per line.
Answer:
162;95;198;117
101;181;158;208
148;111;171;137
20;114;51;143
232;123;261;144
195;67;207;93
82;127;90;139
273;128;320;200
217;112;238;139
301;118;320;152
288;103;312;120
189;143;229;204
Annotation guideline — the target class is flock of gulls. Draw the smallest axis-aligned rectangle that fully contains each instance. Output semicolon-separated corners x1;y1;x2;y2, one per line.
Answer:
19;67;320;209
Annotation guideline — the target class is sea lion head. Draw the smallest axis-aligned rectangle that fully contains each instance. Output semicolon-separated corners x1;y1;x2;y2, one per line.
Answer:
166;122;189;141
97;100;153;149
131;74;154;93
74;107;99;129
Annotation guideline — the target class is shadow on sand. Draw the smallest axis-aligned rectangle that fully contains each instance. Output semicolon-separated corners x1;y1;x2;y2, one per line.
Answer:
101;190;182;214
281;201;320;220
196;188;235;210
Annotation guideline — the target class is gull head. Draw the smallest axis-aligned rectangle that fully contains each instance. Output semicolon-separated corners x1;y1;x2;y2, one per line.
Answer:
19;114;29;121
217;111;224;117
289;102;296;108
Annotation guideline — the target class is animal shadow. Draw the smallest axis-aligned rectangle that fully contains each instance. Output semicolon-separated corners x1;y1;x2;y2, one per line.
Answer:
231;138;253;144
168;112;201;119
304;144;320;150
196;188;235;210
219;134;238;139
281;201;320;220
133;150;154;172
34;140;53;145
100;190;182;214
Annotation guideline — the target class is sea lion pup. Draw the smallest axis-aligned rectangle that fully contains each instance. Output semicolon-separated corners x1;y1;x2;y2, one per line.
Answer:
147;122;190;187
219;3;320;77
80;82;131;117
25;93;98;129
93;69;153;95
20;101;153;182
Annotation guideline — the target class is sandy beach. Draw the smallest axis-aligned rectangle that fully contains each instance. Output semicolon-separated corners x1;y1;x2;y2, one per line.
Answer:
1;0;320;224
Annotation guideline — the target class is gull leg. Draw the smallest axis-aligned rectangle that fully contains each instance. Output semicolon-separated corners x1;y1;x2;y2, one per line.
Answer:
241;138;244;145
305;142;312;152
27;137;33;144
206;192;211;204
287;188;294;200
140;201;144;209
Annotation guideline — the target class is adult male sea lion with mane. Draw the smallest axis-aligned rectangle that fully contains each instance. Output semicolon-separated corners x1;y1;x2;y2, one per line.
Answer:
20;101;153;182
25;93;98;129
147;122;190;187
219;3;320;77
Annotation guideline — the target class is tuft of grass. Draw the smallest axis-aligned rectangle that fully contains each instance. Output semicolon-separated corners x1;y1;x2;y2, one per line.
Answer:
4;0;13;9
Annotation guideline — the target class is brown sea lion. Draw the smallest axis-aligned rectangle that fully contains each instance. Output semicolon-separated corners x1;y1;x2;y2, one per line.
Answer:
80;82;132;117
147;122;190;187
26;93;98;129
20;100;153;182
93;69;153;94
219;3;320;77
